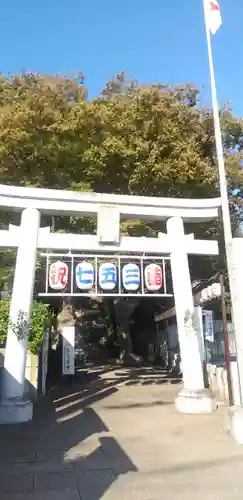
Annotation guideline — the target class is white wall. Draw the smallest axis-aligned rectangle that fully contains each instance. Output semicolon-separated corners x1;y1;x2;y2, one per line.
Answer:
157;318;236;358
214;320;236;355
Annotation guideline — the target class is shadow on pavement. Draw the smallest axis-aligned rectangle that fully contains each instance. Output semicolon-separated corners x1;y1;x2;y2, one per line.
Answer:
0;367;138;499
0;365;181;498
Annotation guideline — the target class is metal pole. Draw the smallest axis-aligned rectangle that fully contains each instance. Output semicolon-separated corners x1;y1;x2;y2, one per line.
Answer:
203;0;243;404
202;0;232;246
220;273;233;406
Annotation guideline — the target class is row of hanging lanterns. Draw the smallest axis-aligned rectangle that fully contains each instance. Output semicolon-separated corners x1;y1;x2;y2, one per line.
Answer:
195;282;221;304
48;260;163;292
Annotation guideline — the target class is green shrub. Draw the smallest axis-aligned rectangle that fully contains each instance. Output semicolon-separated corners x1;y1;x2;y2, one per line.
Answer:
0;299;51;354
28;302;51;354
0;299;10;344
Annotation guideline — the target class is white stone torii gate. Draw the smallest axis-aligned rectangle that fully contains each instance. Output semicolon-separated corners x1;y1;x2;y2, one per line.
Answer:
0;184;221;423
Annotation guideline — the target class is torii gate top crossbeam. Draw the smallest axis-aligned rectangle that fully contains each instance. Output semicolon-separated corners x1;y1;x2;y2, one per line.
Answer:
0;184;221;222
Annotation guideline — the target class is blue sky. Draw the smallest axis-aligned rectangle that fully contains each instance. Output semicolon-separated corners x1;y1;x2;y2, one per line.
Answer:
1;1;243;115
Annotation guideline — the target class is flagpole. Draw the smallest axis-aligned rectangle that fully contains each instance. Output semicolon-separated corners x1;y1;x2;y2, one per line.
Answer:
202;0;232;246
203;0;243;411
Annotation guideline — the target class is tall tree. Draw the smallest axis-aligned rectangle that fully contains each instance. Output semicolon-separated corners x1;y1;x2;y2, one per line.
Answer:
0;72;242;358
0;72;242;222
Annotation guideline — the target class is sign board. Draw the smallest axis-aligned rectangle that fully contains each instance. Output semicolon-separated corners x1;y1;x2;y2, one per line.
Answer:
202;310;214;343
39;253;173;298
97;205;120;243
62;326;75;375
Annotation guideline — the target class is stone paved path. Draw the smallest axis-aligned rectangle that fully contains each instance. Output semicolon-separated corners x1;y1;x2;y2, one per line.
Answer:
0;366;243;499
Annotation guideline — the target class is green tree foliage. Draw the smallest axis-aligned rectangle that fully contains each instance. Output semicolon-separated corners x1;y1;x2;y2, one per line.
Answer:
28;301;51;354
0;72;87;188
1;72;242;201
0;72;242;287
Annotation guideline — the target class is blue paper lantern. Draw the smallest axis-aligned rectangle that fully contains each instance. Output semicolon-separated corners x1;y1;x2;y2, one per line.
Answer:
122;263;140;291
75;261;94;290
99;263;117;291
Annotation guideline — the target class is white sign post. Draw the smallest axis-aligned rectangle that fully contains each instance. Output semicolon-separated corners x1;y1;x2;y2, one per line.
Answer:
62;326;75;375
203;310;214;343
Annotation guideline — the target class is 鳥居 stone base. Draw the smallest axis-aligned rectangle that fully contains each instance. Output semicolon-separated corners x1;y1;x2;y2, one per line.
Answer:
0;397;33;424
175;388;217;414
228;406;243;444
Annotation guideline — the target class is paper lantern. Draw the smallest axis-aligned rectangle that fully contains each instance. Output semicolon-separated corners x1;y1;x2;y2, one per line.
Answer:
211;282;221;298
122;263;140;291
200;288;208;303
49;261;68;291
99;263;117;291
144;263;163;292
75;261;94;290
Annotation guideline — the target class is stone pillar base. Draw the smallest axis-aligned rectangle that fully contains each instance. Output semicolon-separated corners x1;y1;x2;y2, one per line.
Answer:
228;406;243;444
175;388;217;414
0;397;33;424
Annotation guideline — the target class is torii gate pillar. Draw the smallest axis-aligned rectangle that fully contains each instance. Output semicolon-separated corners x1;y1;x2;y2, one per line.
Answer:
166;217;216;413
0;208;40;423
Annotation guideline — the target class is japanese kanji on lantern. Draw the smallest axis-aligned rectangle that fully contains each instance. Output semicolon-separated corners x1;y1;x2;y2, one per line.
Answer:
144;263;163;292
41;253;172;297
48;261;68;291
122;263;140;292
75;261;94;290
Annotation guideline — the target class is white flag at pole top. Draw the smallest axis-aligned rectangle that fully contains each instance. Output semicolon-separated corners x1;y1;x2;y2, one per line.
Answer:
205;0;222;35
